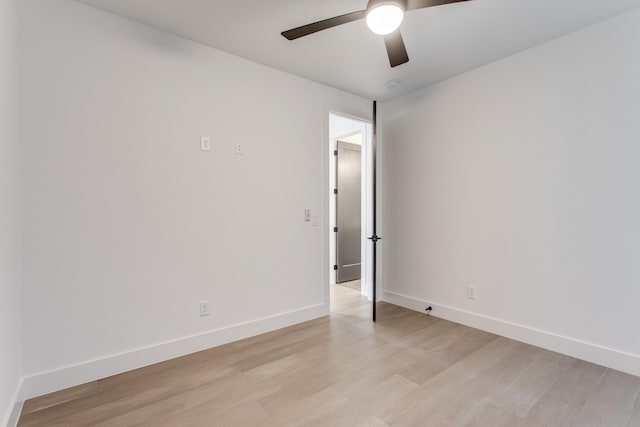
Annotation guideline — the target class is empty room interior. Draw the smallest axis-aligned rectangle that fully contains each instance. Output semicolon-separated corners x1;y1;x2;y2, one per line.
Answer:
3;0;640;425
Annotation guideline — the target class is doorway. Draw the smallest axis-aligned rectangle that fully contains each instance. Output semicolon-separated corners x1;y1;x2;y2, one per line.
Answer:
336;139;361;284
329;113;373;310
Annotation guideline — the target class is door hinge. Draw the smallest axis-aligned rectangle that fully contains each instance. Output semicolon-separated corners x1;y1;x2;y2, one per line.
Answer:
334;150;338;156
333;188;338;195
334;265;338;271
334;227;338;233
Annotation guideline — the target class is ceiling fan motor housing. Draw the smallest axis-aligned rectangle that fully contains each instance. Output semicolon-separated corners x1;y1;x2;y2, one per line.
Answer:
366;0;408;13
282;0;468;67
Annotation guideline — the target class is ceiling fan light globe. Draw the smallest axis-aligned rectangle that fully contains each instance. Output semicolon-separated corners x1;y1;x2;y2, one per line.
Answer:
366;4;404;36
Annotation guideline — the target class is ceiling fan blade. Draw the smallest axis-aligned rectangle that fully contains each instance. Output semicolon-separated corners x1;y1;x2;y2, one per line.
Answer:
384;31;409;68
281;10;366;40
406;0;472;11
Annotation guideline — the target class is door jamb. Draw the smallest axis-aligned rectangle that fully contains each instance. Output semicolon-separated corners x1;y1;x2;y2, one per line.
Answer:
328;112;374;303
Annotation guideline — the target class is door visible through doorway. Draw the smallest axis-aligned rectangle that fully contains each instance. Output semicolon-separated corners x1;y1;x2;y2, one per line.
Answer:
336;140;362;284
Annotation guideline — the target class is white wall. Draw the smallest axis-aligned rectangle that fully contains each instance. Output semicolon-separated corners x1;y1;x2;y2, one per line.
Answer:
381;8;640;376
0;0;22;424
19;0;371;398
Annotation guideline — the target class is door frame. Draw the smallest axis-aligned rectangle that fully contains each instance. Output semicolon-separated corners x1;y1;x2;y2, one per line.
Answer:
328;112;374;302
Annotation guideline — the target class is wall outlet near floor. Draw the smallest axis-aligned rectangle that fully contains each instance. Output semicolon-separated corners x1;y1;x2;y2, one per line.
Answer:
200;300;211;317
200;136;211;151
235;142;243;155
466;285;477;300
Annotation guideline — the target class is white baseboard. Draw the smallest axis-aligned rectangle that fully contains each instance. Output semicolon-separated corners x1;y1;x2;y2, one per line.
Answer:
2;378;23;427
22;303;328;400
381;290;640;378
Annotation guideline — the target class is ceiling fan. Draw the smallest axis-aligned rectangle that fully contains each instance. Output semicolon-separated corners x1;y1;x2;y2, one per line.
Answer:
281;0;472;68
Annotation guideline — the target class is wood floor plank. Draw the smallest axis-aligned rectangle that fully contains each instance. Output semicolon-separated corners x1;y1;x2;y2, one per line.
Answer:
18;360;238;426
303;400;378;427
572;369;640;427
491;348;573;417
355;415;389;427
154;401;268;427
379;336;518;426
523;358;607;426
262;387;350;426
350;374;418;417
627;391;640;427
465;402;523;427
19;284;640;427
97;373;281;426
21;381;98;415
426;340;539;425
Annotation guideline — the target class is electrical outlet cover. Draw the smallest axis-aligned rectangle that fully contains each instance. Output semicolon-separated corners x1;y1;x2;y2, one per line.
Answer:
200;300;211;317
466;286;476;300
200;136;211;151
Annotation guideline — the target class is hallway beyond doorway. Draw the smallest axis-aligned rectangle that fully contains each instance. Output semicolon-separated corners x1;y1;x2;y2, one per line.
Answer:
330;283;369;320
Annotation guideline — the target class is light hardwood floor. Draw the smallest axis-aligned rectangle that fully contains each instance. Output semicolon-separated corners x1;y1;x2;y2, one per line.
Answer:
19;285;640;426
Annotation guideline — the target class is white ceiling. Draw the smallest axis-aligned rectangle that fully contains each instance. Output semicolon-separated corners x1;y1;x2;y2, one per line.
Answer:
74;0;640;101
